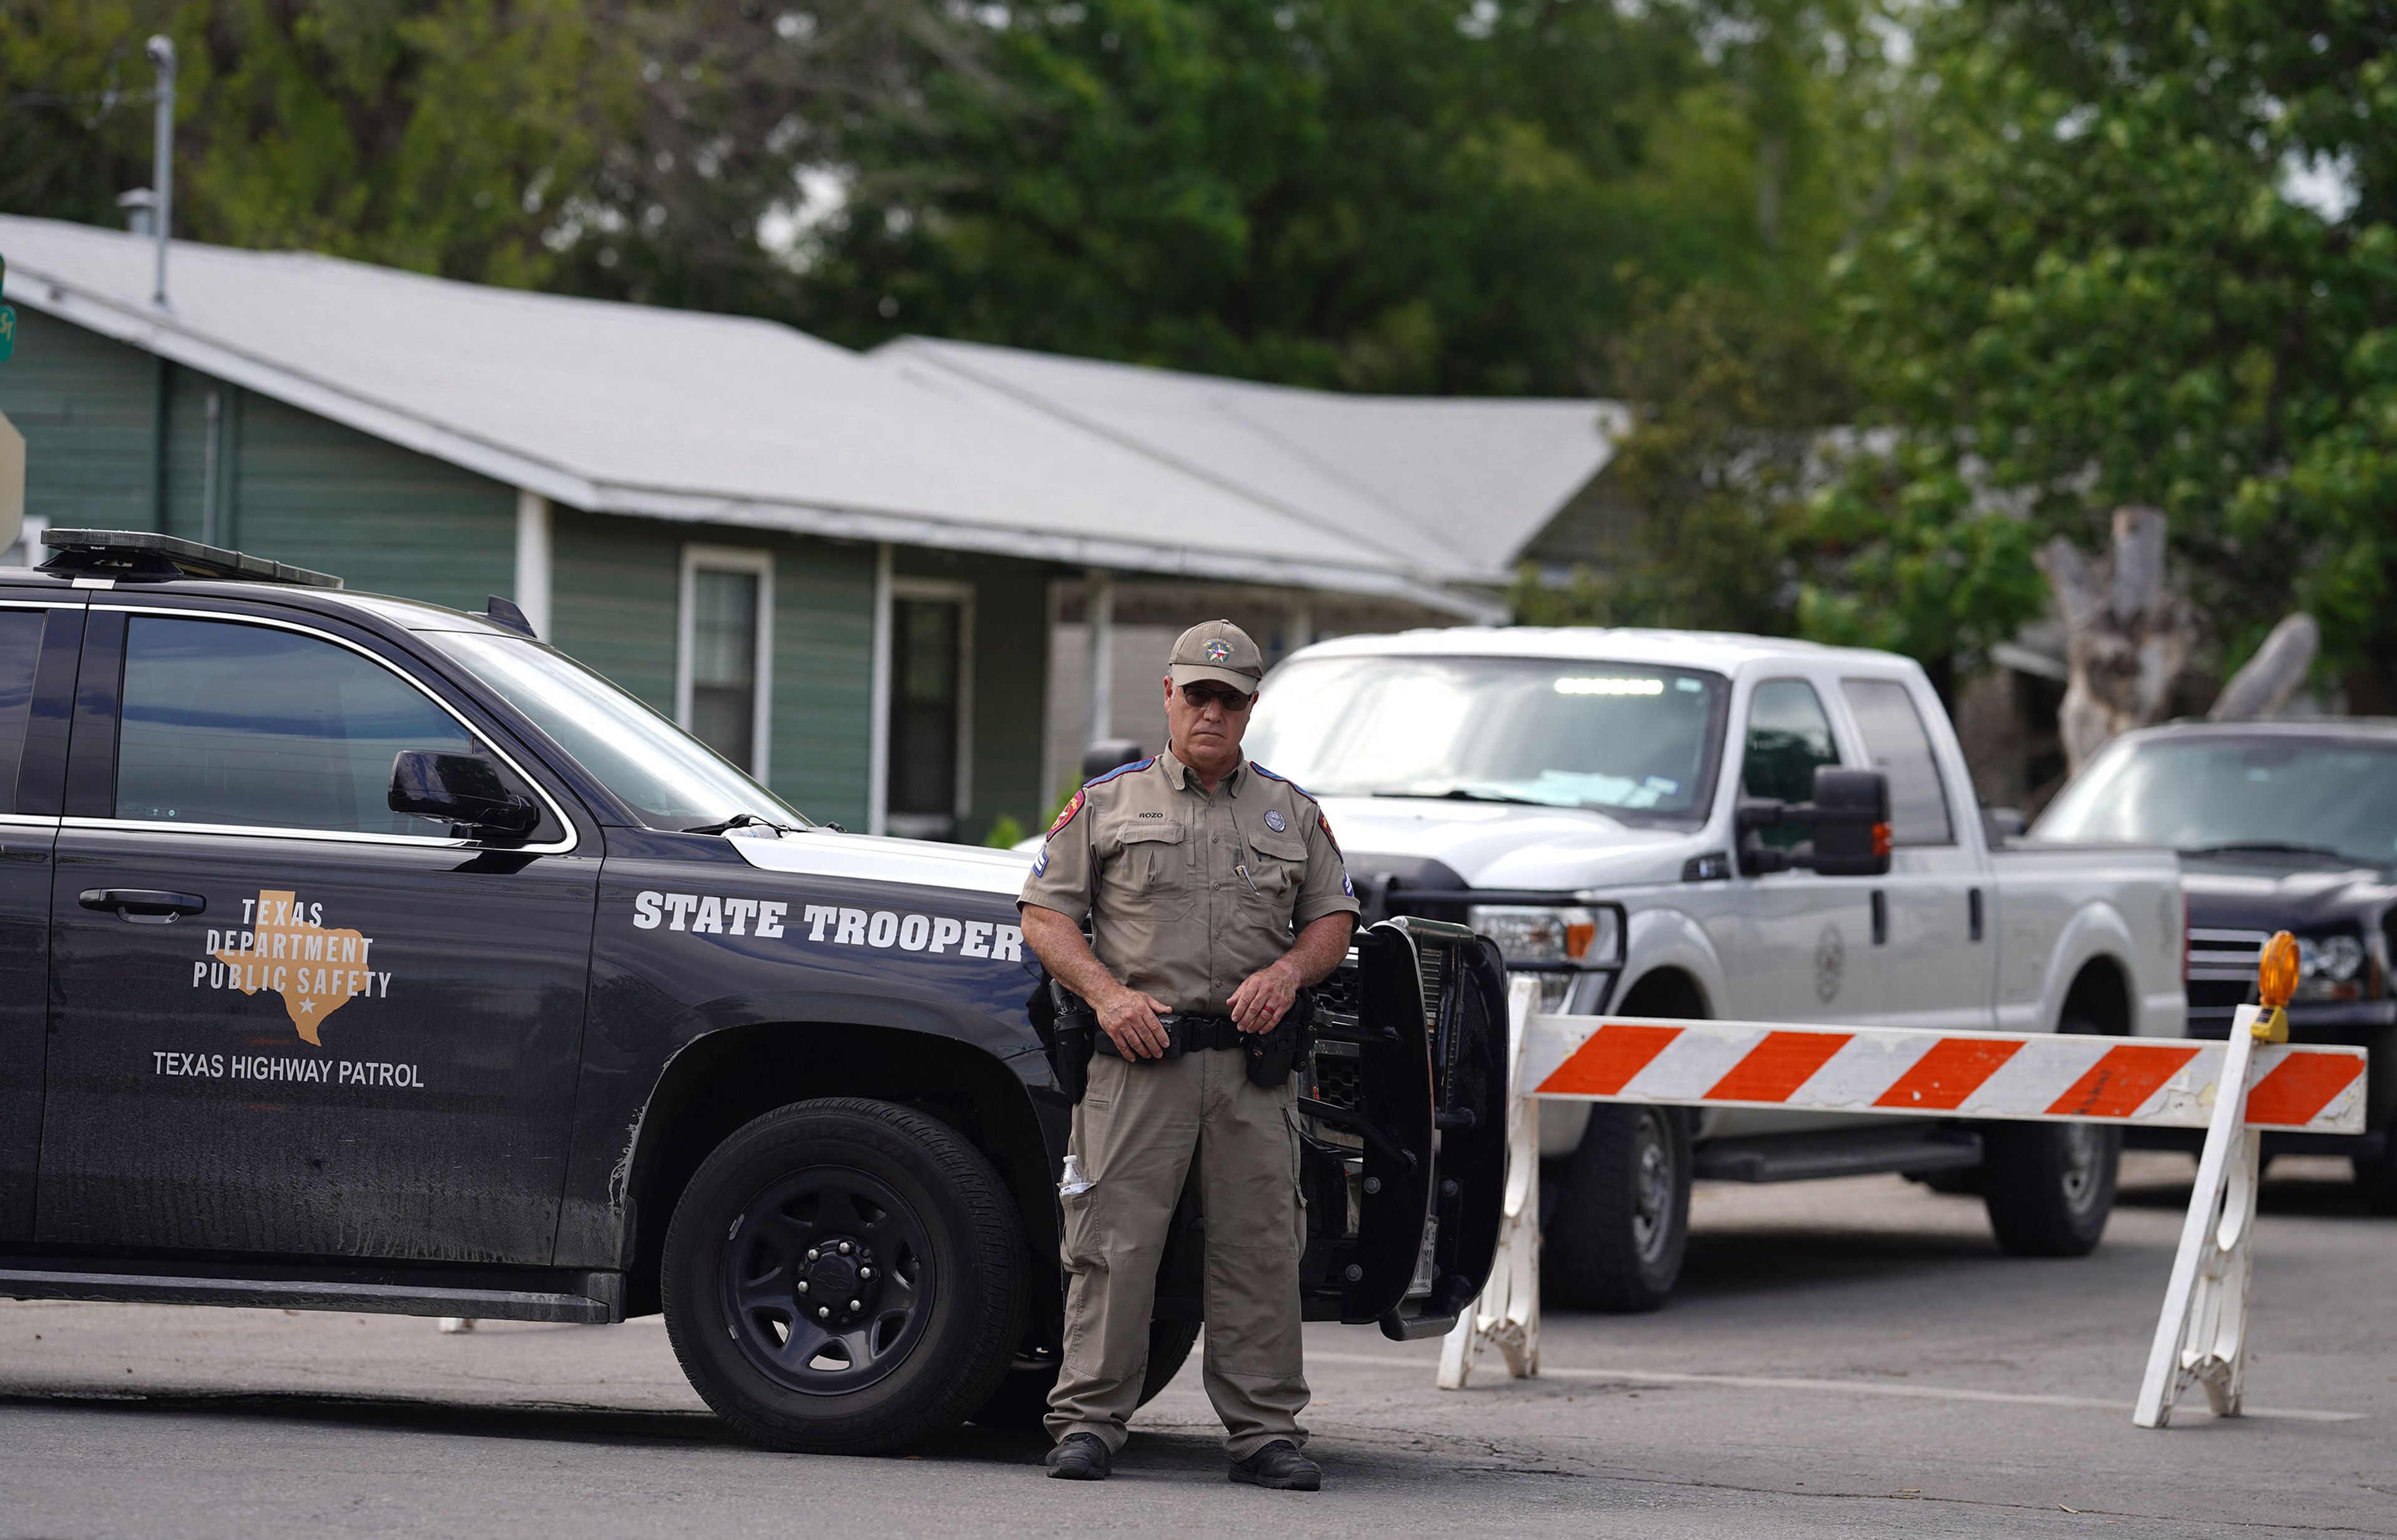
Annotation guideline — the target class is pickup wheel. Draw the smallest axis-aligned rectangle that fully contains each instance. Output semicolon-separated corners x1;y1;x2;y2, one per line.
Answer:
1979;1117;2119;1257
1543;1106;1692;1312
662;1097;1026;1454
966;1319;1200;1430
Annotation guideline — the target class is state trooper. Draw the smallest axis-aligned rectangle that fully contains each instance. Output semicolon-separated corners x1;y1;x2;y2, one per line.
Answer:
1018;619;1358;1490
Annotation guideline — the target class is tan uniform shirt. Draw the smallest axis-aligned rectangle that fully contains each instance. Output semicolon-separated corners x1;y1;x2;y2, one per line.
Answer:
1020;753;1360;1014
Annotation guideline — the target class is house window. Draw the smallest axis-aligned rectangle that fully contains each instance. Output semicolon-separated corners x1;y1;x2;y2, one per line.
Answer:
885;583;972;840
678;547;773;778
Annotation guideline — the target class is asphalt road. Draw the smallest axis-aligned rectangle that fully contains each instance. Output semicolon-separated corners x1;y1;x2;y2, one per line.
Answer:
2;1153;2389;1539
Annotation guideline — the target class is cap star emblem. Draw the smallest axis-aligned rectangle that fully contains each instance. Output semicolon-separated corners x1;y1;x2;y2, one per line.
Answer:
1204;639;1231;662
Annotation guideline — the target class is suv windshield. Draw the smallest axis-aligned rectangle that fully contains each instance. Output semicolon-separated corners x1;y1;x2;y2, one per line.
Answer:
1243;654;1728;820
2035;735;2397;867
433;632;810;831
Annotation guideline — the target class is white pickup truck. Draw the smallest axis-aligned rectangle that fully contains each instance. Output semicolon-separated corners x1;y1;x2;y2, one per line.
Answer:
1242;627;2185;1310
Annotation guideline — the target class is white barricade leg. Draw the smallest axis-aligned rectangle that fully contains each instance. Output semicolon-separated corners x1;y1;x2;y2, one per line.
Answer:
1439;979;1541;1390
2133;1006;2263;1428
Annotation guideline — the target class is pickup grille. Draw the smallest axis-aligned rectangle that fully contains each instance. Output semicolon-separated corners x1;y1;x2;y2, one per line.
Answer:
2187;927;2265;1037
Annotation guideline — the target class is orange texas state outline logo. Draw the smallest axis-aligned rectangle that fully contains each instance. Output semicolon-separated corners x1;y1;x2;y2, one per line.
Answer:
197;889;394;1047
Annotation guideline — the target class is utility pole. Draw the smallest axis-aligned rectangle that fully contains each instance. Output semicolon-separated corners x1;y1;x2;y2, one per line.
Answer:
146;34;175;310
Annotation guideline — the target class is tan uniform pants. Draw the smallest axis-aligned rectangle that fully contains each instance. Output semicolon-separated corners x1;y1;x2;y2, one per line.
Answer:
1045;1045;1310;1459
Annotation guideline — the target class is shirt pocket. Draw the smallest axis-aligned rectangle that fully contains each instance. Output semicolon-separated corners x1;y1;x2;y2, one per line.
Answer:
1240;826;1310;913
1105;820;1192;915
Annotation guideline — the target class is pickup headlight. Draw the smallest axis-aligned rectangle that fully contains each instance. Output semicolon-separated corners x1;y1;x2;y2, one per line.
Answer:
1468;905;1624;969
2294;929;2368;1002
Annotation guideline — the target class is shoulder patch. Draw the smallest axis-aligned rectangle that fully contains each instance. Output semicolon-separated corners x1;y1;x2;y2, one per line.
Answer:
1316;812;1343;856
1046;788;1087;838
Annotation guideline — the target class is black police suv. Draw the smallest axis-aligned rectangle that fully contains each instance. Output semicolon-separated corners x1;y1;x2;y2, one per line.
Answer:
2035;719;2397;1211
0;531;1507;1453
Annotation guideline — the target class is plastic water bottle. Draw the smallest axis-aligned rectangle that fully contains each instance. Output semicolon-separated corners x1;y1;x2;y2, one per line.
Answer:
1058;1155;1093;1196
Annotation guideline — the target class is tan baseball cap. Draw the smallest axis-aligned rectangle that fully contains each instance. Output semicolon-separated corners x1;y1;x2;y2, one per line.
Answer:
1167;619;1265;692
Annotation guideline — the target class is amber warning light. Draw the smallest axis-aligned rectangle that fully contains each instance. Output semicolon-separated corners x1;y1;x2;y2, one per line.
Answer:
2253;929;2298;1042
2257;931;2299;1009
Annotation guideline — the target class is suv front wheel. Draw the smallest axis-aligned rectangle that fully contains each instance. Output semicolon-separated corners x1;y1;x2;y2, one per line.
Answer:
662;1097;1026;1454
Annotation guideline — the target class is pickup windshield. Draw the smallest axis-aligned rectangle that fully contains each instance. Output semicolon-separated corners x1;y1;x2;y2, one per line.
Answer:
1244;655;1728;820
2035;735;2397;867
433;631;811;831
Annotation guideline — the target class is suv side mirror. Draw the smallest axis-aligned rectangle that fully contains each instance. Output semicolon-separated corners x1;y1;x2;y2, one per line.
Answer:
1737;766;1892;877
390;750;539;840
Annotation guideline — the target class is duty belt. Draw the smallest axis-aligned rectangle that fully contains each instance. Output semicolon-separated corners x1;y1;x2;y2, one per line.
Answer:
1091;1012;1244;1059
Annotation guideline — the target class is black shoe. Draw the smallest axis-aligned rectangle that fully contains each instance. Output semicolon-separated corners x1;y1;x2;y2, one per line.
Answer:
1046;1432;1111;1481
1228;1439;1320;1491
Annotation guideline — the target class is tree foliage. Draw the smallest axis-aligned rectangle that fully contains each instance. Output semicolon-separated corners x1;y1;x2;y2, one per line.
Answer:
1511;283;1853;635
1829;0;2397;704
805;0;1886;394
0;0;955;299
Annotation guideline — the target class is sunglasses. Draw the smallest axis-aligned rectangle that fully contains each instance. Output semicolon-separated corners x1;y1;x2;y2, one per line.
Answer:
1179;683;1255;712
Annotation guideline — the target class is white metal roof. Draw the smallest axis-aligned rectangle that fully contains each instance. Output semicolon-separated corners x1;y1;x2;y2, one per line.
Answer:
1284;625;1914;675
876;337;1627;582
0;215;1495;616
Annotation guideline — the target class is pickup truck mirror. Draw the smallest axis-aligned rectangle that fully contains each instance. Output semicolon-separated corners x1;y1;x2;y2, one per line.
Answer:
390;750;540;840
1735;767;1892;877
1805;767;1892;876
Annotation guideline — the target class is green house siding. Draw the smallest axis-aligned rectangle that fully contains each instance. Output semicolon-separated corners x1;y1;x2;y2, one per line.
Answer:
550;509;680;714
0;308;158;531
550;512;877;831
768;535;875;830
896;547;1050;843
230;393;514;610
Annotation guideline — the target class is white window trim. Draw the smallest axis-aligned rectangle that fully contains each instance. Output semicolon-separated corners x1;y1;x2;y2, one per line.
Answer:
676;544;775;782
885;577;974;836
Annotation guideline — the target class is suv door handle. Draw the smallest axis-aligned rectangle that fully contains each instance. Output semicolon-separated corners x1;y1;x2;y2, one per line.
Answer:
79;888;207;924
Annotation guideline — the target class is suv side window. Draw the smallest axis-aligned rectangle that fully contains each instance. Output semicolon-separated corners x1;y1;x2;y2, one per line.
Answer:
1742;679;1840;849
1840;677;1954;846
0;609;47;813
115;616;477;837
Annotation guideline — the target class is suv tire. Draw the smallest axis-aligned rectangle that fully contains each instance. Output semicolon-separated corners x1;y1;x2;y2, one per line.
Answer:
967;1319;1200;1430
1544;1105;1692;1312
662;1097;1026;1454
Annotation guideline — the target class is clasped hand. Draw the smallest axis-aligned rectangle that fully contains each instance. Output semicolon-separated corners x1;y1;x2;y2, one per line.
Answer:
1096;958;1298;1060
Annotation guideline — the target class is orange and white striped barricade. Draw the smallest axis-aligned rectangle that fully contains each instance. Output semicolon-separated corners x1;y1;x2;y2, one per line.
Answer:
1439;975;2367;1425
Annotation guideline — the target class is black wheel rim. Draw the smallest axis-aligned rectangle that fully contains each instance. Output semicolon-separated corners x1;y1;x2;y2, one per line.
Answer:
721;1165;936;1396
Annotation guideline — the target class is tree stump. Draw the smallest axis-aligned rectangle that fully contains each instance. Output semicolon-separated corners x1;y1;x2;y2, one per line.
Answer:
2039;507;2196;775
2040;507;2320;775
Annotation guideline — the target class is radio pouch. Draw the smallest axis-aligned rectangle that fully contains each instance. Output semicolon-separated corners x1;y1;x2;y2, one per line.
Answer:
1046;980;1099;1104
1244;988;1315;1089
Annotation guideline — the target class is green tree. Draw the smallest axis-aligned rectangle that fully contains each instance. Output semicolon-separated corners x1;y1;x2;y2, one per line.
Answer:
1511;283;1854;636
2;0;627;287
804;0;1881;395
0;1;956;302
1829;1;2397;705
